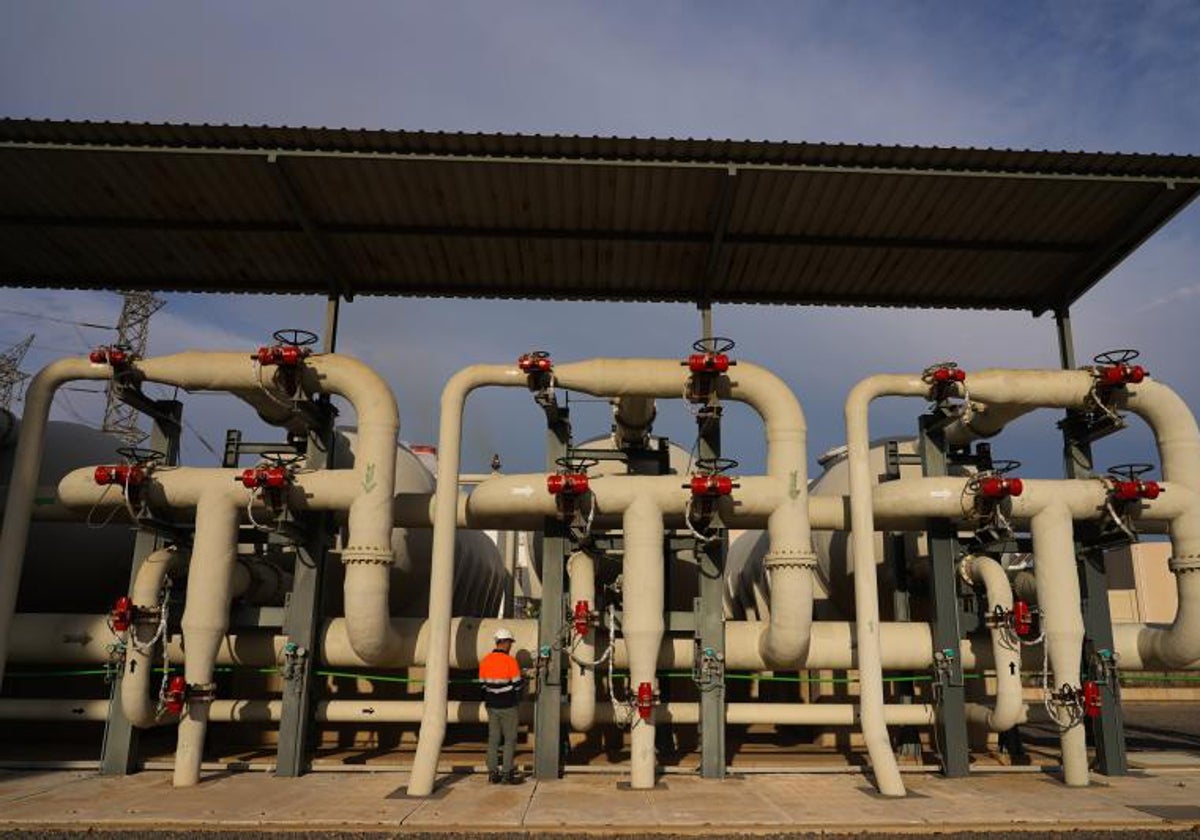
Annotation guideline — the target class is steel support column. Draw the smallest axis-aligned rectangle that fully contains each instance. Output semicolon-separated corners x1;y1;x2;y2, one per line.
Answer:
695;403;727;778
99;399;182;776
918;414;970;777
534;407;570;780
1054;308;1128;776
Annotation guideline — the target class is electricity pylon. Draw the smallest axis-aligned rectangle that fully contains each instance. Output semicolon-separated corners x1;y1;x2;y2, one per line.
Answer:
102;291;165;443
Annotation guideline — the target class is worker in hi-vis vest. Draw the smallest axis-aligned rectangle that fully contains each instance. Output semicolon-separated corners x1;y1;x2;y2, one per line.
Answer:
479;627;525;783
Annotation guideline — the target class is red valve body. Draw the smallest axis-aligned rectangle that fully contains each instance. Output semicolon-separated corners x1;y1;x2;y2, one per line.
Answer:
1082;680;1102;718
1011;599;1033;637
573;600;591;637
636;681;654;720
94;464;145;487
690;475;734;497
518;353;553;374
89;346;129;366
255;345;307;367
164;676;187;715
1098;364;1146;387
110;595;134;633
240;466;290;490
977;476;1023;500
547;473;589;495
1111;479;1162;502
687;353;730;374
931;367;966;383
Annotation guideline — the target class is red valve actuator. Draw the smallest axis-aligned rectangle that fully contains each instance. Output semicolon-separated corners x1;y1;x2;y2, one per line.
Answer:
1098;364;1146;387
687;353;730;374
255;345;308;367
518;353;553;374
977;475;1023;500
1111;479;1163;502
573;600;591;637
1082;680;1102;718
94;464;145;487
930;366;966;383
636;681;655;721
240;466;290;490
110;595;134;633
547;473;589;495
89;346;129;366
1011;599;1033;637
690;474;734;497
163;676;188;715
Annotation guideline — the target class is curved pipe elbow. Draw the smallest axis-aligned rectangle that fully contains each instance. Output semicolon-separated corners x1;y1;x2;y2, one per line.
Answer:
757;560;815;669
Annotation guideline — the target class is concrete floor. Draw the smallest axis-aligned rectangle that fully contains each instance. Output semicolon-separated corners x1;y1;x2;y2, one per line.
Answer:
3;765;1200;835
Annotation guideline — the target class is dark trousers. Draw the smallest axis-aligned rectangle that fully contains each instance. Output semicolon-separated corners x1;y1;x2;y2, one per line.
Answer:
486;705;519;775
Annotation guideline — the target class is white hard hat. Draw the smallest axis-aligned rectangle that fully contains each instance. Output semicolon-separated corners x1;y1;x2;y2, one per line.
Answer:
494;627;515;642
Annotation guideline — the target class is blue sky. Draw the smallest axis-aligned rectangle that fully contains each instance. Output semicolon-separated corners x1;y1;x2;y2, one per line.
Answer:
1;1;1199;478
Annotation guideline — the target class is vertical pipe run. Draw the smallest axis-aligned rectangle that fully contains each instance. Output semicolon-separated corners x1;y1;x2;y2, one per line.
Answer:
567;551;596;732
1031;504;1089;787
623;496;665;789
960;555;1026;732
173;492;240;787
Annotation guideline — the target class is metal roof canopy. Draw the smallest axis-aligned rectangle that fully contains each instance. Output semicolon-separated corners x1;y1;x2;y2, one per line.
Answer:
2;119;1199;314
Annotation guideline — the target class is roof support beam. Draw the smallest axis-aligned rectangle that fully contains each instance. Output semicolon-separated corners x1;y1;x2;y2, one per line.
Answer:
0;214;1095;255
697;167;739;306
265;154;354;301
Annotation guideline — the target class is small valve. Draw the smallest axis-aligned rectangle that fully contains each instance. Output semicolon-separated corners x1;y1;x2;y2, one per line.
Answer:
928;365;966;384
94;464;145;487
547;457;596;521
684;337;736;403
239;465;291;490
923;361;966;402
89;344;133;368
518;350;553;374
636;680;655;721
689;474;735;497
686;458;739;525
1107;463;1164;503
687;352;730;374
1011;599;1034;638
573;600;592;637
162;675;188;715
974;459;1023;502
1093;349;1147;388
253;329;318;367
1082;680;1102;718
110;595;135;634
546;473;589;496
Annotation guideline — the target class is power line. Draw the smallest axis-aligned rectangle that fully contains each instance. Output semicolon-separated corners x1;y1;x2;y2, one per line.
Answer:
0;306;115;331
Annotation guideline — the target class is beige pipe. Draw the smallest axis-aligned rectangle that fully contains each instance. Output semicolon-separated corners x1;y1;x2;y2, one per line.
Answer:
554;359;817;669
174;489;241;788
844;374;929;797
611;396;657;449
623;495;665;789
410;363;524;797
0;358;112;687
567;550;597;732
1031;504;1089;787
959;555;1026;732
123;546;186;728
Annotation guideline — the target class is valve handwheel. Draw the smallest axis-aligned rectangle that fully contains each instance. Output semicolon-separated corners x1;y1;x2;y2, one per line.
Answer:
1094;349;1140;366
258;451;304;469
116;446;166;466
694;457;739;475
1107;462;1155;481
271;329;320;348
987;459;1021;476
554;456;598;474
691;336;736;355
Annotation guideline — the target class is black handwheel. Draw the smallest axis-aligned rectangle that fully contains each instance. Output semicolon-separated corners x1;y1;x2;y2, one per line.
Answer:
695;457;739;474
116;446;165;466
989;459;1021;475
272;329;320;348
692;336;736;355
523;349;551;361
555;456;599;474
259;451;304;468
1107;462;1155;481
1094;349;1139;366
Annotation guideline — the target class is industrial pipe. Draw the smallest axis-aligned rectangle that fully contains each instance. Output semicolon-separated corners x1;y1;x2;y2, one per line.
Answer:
122;546;186;728
611;396;656;449
844;374;929;797
567;550;597;732
959;554;1026;732
623;495;665;789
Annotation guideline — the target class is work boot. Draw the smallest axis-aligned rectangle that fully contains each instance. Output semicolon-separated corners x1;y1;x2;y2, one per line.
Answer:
505;770;524;785
488;771;503;784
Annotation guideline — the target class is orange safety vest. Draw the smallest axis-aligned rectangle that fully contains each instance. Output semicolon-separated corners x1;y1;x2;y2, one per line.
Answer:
479;649;523;708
